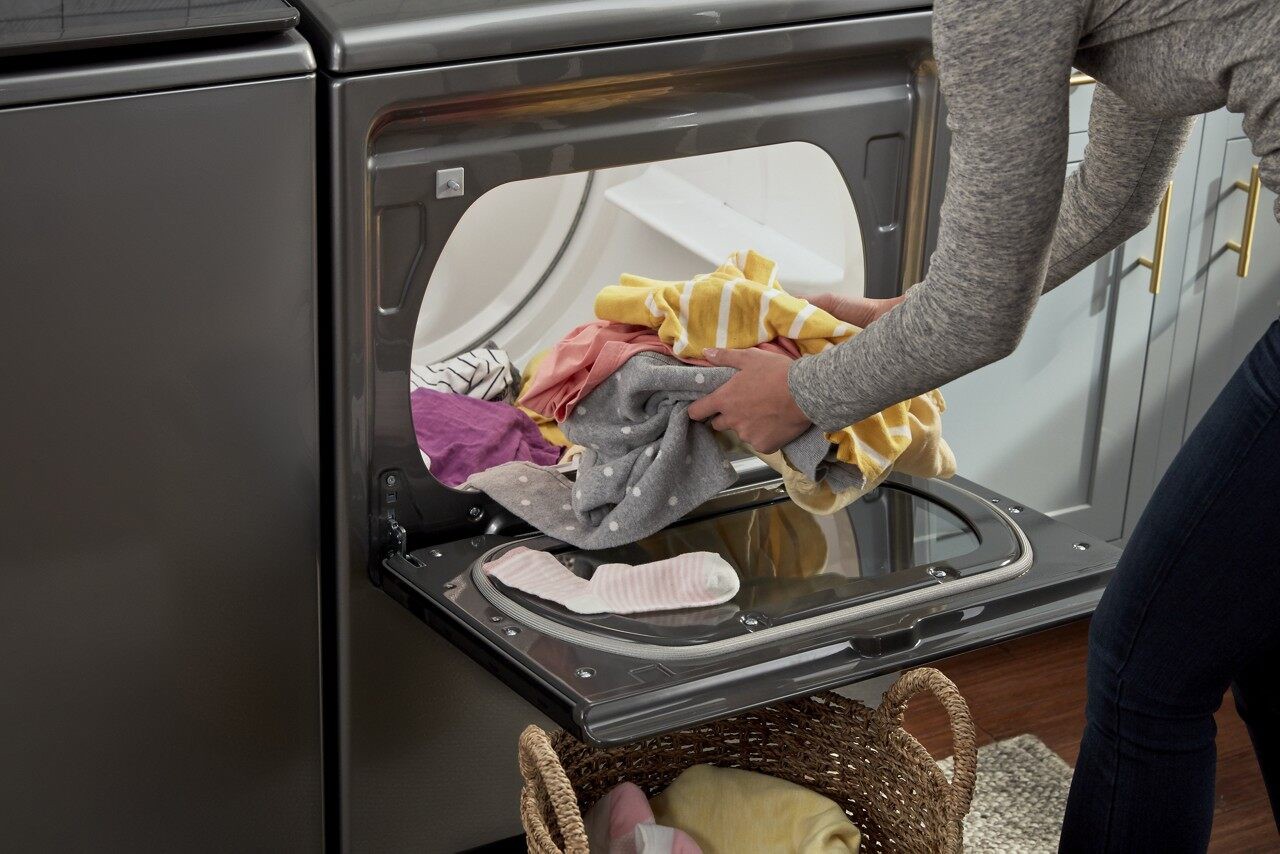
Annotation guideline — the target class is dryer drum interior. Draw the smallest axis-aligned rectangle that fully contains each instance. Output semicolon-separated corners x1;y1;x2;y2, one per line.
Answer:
339;14;1120;745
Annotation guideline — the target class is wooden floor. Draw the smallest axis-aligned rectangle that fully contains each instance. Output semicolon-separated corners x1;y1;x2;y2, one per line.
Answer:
902;619;1279;851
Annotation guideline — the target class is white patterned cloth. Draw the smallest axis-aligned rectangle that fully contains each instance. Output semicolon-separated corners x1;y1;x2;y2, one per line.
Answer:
409;347;518;403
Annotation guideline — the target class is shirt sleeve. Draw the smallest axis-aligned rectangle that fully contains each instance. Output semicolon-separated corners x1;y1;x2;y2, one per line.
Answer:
1042;84;1194;292
789;0;1086;432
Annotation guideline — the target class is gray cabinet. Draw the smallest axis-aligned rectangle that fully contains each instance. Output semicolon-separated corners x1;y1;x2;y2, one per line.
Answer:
941;109;1202;542
1174;113;1280;437
1140;111;1280;520
940;240;1143;541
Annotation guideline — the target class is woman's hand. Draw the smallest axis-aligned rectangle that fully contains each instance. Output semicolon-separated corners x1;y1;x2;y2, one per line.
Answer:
685;292;903;452
687;349;812;453
809;292;905;329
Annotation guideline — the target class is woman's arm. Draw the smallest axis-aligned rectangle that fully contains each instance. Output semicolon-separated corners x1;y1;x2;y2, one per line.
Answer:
815;92;1193;315
694;0;1195;449
1043;85;1194;292
790;0;1087;432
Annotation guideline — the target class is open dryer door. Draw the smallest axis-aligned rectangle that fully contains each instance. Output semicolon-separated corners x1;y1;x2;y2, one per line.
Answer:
332;12;1118;747
378;470;1114;745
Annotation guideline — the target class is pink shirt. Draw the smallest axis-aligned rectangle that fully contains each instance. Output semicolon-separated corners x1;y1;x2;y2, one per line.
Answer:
519;320;801;422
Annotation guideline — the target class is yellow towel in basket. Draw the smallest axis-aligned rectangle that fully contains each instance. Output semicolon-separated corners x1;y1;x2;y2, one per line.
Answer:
594;250;954;487
651;764;861;854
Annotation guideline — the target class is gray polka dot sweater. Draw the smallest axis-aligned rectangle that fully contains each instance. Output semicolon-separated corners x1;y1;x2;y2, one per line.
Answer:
467;353;860;548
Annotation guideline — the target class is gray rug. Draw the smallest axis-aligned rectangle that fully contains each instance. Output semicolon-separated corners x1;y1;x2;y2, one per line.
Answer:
939;735;1074;853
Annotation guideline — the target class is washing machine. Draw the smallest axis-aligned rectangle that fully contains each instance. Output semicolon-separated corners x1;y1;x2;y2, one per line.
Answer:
1;3;323;850
293;3;1119;849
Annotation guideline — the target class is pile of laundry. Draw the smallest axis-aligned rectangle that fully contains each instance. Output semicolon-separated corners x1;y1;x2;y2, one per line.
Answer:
412;250;955;549
583;765;863;853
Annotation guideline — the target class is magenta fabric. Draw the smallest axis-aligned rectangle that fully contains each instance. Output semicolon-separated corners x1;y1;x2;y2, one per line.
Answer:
411;388;561;487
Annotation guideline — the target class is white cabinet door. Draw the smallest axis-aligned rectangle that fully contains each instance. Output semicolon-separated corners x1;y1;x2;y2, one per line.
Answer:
941;262;1145;539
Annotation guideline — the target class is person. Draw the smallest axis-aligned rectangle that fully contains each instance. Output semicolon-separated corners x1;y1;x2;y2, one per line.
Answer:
687;0;1280;849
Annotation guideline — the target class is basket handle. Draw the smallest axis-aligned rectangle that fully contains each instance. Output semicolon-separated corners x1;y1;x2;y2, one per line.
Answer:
518;725;590;854
872;667;977;827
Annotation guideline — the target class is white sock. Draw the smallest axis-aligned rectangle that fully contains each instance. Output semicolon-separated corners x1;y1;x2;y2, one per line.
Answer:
483;547;739;614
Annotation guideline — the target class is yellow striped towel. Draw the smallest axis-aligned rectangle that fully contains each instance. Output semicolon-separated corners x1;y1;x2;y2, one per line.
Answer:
594;250;955;486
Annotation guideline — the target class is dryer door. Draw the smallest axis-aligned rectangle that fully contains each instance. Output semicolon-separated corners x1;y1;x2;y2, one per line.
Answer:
378;471;1115;745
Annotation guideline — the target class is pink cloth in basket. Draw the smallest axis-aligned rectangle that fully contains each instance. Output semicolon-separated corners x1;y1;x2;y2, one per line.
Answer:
584;782;702;854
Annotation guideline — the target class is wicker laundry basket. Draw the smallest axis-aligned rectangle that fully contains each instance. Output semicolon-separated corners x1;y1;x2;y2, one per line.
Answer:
518;667;977;854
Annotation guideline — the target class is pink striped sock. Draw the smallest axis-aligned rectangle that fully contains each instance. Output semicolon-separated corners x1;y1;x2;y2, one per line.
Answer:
483;547;739;615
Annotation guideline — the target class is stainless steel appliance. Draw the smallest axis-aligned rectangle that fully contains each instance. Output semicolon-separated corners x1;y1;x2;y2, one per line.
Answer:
0;5;322;850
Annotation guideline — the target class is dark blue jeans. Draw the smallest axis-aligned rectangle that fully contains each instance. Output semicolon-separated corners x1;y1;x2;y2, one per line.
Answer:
1060;320;1280;852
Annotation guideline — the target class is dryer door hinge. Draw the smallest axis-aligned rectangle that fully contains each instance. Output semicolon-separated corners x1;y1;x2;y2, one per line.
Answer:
386;516;409;560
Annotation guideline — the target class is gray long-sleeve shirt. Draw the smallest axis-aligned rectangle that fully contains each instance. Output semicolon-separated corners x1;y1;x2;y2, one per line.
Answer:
789;0;1280;432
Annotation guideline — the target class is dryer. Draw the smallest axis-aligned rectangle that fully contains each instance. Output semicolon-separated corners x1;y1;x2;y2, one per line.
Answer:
294;3;1117;849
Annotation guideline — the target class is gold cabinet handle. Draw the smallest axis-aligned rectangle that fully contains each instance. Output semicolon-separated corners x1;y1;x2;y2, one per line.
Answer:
1069;73;1095;87
1136;182;1174;295
1224;164;1262;278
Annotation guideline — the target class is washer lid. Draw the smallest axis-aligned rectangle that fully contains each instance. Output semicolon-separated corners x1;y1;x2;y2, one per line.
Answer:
0;0;298;58
290;0;928;73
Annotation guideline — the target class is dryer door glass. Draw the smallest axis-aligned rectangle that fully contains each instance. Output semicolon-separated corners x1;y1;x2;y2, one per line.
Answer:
478;483;996;649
